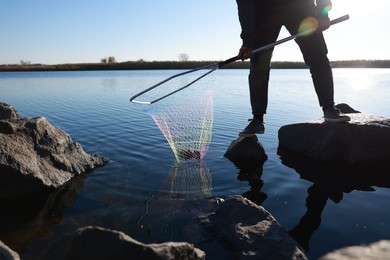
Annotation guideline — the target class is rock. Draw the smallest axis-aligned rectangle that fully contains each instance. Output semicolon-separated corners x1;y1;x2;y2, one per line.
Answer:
278;113;390;165
0;240;20;260
224;136;268;166
335;103;361;114
0;102;109;201
0;102;20;120
319;240;390;260
38;226;205;260
0;121;16;134
206;195;307;259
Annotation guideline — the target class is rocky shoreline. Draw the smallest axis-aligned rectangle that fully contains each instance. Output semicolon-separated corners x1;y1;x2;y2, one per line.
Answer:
1;102;389;259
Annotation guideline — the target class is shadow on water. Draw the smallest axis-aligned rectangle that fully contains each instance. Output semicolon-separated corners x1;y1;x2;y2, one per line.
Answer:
0;173;86;254
278;145;390;252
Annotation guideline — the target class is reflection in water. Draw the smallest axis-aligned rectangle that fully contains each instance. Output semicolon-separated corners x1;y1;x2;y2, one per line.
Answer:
238;171;267;206
288;183;327;252
0;174;85;254
160;160;212;199
224;136;268;206
136;159;215;243
278;146;390;252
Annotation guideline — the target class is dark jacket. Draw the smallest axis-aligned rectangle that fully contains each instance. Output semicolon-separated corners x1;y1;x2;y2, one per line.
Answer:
236;0;332;48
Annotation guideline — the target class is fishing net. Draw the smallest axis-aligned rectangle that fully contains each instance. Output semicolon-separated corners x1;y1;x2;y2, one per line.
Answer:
151;89;214;161
132;67;216;162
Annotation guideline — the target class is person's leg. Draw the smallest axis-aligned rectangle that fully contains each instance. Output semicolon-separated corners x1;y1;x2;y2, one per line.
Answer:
282;3;334;108
249;12;282;118
283;4;350;122
249;49;273;120
296;31;335;110
296;32;350;121
240;11;282;137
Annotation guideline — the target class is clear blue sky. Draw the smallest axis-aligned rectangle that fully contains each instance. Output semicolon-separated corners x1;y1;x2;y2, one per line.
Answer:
1;0;389;64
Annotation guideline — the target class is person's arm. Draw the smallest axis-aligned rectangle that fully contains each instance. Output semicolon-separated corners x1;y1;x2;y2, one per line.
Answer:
236;0;256;59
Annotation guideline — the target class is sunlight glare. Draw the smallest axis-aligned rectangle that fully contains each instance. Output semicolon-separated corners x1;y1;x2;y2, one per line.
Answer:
340;69;373;90
298;17;319;36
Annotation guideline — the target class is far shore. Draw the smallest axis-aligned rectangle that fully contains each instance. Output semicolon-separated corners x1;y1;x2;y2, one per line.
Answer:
1;60;389;72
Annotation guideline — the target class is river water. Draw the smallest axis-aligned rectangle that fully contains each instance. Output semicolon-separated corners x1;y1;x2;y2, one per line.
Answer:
0;68;389;259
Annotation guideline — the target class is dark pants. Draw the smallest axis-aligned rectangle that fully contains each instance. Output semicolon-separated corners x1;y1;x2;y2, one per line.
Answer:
249;2;334;117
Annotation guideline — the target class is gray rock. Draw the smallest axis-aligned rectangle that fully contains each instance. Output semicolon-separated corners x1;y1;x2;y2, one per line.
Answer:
319;240;390;260
207;195;307;259
0;241;20;260
0;102;108;200
39;226;205;260
0;102;20;120
278;113;390;165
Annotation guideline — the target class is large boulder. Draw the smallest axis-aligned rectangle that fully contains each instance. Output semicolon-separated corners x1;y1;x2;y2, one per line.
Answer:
0;102;109;200
38;226;205;260
278;113;390;166
206;195;307;259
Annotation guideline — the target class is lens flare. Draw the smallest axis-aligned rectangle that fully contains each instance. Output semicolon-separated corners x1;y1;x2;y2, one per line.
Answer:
321;4;332;15
298;17;319;36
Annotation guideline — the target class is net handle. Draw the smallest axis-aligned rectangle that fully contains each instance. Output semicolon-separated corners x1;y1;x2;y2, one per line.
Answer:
130;64;218;104
219;14;350;66
130;15;349;104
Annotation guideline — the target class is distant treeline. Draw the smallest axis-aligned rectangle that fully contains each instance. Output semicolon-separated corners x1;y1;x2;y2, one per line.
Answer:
1;60;390;72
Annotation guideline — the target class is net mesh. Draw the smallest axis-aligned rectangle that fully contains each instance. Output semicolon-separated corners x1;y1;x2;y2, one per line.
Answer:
151;89;214;162
133;67;216;162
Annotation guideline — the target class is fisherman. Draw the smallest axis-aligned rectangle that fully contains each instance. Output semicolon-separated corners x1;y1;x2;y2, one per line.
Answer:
236;0;350;137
